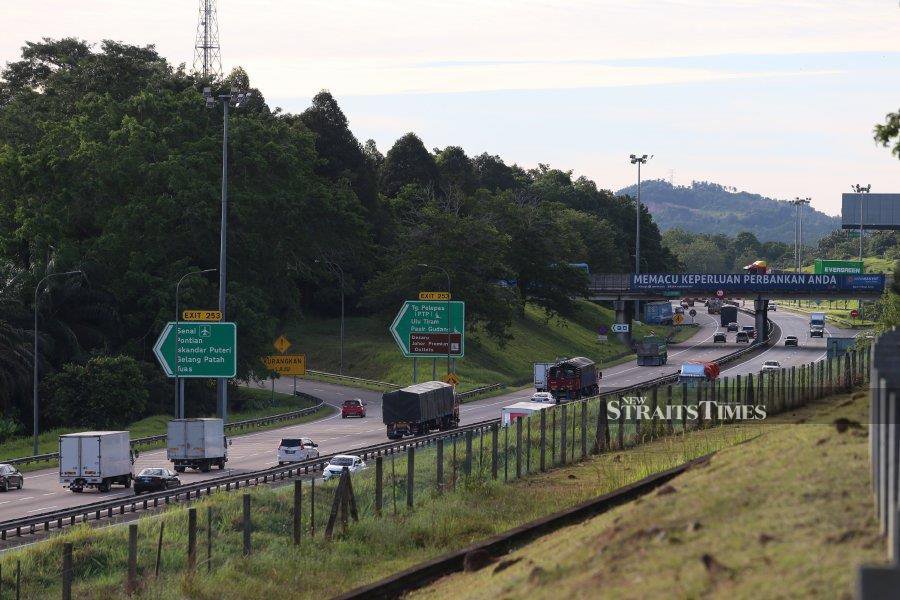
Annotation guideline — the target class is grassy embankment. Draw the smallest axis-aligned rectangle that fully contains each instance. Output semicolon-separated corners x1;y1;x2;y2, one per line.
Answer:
779;299;876;328
0;388;333;469
415;390;883;600
287;300;698;390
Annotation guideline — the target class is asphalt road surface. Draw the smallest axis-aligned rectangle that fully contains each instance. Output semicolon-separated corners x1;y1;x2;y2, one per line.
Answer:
0;306;852;523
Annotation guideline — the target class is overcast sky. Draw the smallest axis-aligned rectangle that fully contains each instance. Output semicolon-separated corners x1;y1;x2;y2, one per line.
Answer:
3;0;900;215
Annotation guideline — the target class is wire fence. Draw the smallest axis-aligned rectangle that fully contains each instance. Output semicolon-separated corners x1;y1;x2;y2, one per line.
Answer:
0;345;871;598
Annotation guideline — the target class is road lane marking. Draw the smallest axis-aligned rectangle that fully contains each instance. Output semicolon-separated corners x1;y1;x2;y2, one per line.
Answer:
26;506;57;513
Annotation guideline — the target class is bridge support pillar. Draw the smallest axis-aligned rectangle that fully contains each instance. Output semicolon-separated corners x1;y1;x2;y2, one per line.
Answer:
754;296;769;345
613;299;633;346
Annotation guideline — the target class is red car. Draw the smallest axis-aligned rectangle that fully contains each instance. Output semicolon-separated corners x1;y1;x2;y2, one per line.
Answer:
341;399;367;418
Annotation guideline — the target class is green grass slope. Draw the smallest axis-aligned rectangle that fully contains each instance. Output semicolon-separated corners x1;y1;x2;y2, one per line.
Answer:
287;301;694;388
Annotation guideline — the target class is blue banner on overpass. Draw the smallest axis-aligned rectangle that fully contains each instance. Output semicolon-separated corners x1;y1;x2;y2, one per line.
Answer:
630;273;885;293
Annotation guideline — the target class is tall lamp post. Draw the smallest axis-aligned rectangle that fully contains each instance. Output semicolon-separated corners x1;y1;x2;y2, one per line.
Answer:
316;258;345;376
175;268;216;419
418;264;452;376
851;184;871;262
33;270;83;455
789;197;811;271
629;154;652;320
204;87;251;423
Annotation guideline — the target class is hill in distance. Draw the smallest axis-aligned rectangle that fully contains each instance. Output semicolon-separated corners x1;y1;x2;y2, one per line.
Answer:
617;180;840;244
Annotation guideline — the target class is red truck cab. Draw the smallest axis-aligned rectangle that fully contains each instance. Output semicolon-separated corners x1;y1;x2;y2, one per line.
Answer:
341;399;367;418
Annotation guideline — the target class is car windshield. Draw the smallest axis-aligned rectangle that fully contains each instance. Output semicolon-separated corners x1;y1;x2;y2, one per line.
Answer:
280;439;302;447
787;336;797;340
0;465;12;474
138;468;166;477
343;400;360;406
742;327;754;332
764;362;780;367
330;457;354;466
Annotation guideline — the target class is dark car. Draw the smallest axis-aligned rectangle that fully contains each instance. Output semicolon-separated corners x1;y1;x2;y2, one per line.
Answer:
736;331;750;343
727;322;739;332
341;398;367;418
742;326;756;339
784;336;799;347
0;464;23;492
134;468;181;495
713;332;726;343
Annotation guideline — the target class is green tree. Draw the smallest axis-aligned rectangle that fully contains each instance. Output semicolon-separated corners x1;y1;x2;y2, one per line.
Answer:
379;133;439;197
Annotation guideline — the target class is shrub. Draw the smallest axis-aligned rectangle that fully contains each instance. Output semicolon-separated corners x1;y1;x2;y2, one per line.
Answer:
41;355;148;429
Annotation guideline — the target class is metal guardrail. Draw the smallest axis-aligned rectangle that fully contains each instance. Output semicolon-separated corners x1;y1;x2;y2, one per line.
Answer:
457;383;504;400
306;369;400;389
2;399;328;468
0;316;778;539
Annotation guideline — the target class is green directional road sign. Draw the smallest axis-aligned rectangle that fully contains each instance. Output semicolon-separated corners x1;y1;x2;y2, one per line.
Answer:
153;322;237;378
389;301;465;358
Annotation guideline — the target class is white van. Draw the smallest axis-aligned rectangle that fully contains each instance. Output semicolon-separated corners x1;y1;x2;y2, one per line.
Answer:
277;437;320;465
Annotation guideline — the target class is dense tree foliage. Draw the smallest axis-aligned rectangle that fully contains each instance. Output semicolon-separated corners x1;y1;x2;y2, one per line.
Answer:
662;230;794;272
0;38;678;430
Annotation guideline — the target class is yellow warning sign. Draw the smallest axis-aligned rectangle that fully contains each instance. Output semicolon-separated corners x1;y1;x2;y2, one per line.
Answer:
443;372;460;386
262;354;306;376
673;313;684;325
273;335;291;354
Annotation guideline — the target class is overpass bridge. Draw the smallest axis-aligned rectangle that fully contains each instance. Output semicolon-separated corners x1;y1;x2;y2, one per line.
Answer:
588;272;886;345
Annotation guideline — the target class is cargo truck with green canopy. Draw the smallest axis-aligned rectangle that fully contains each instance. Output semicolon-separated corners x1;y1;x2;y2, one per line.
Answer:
382;381;459;439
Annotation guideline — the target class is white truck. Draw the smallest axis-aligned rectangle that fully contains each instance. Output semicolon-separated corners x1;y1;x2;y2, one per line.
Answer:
501;401;551;427
533;362;553;392
59;431;134;493
167;418;229;473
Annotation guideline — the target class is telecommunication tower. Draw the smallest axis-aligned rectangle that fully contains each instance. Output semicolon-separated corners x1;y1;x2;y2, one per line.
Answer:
193;0;222;78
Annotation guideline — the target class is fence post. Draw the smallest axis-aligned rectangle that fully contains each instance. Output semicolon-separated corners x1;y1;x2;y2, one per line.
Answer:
310;477;316;536
375;456;383;516
127;524;138;595
155;523;164;577
551;410;557;464
617;396;626;446
207;506;213;573
188;507;197;569
406;447;415;509
504;425;509;482
436;440;444;491
515;418;522;479
559;405;568;465
491;424;498;480
666;385;673;432
242;493;251;556
293;480;302;545
540;409;547;471
465;430;473;479
580;401;588;457
62;542;73;600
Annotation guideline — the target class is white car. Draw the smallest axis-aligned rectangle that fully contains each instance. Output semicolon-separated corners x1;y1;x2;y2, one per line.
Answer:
769;302;777;311
322;455;366;481
761;360;782;373
530;392;555;404
277;438;319;465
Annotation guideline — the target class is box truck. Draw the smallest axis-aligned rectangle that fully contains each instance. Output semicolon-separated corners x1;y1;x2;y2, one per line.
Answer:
547;357;600;401
809;313;826;338
59;431;134;493
167;418;229;472
635;335;667;366
382;381;459;439
533;362;553;391
643;302;674;325
719;305;738;327
501;402;551;426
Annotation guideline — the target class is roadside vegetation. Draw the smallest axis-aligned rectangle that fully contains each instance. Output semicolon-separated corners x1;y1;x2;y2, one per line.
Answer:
413;390;882;600
0;388;331;468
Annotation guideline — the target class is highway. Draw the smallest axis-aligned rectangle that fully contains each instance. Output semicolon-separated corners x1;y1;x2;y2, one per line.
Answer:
0;306;852;523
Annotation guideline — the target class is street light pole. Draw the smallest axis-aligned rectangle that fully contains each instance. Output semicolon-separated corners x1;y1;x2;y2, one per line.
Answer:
33;270;83;455
629;154;652;320
789;198;810;272
204;87;251;423
418;264;452;376
175;268;216;419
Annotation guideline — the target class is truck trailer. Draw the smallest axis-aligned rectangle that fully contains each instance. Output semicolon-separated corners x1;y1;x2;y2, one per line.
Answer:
501;401;551;426
643;302;674;325
547;357;600;402
167;418;229;472
59;431;134;493
707;298;723;314
382;381;459;439
635;335;667;366
678;362;720;387
719;305;738;327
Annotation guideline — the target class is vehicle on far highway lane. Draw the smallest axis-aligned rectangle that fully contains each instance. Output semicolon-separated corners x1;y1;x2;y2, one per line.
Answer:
322;455;366;481
769;301;777;311
736;331;750;343
727;322;739;332
133;468;181;495
761;360;782;373
277;438;320;465
742;325;756;339
713;332;726;343
784;336;799;347
341;399;367;418
0;464;23;492
530;392;555;404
